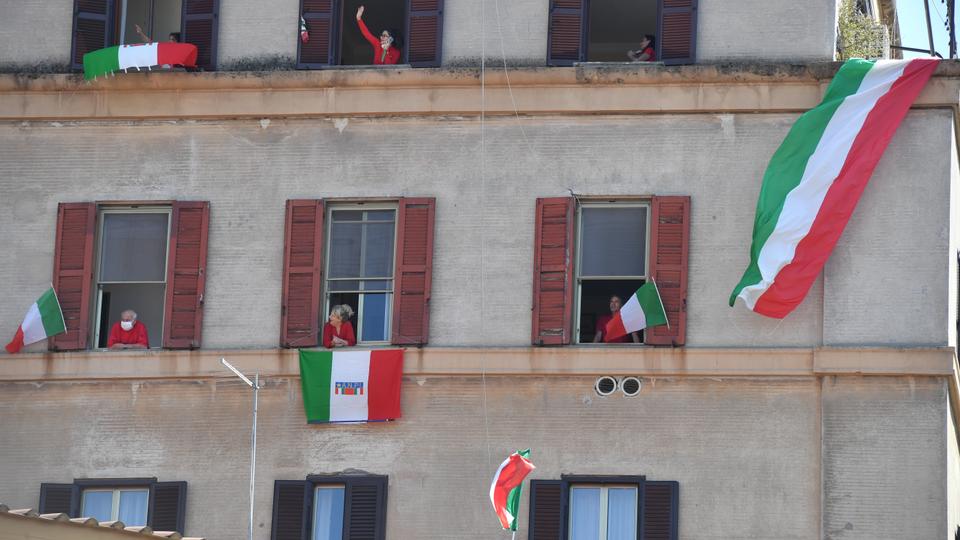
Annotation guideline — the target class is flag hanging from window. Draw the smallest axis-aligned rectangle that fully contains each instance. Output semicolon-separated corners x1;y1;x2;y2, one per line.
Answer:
489;449;535;531
298;349;403;423
83;43;198;80
730;58;939;318
604;281;668;342
6;287;66;354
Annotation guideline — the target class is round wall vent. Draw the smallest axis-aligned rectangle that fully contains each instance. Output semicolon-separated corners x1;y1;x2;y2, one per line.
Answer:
595;376;618;396
621;377;642;397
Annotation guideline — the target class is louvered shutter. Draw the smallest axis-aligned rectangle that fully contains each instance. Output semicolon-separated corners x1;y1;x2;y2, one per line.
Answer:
162;201;210;349
645;196;690;346
281;200;325;348
406;0;444;67
391;198;435;345
51;203;96;352
38;483;79;516
181;0;220;70
272;480;308;540
344;477;387;540
148;481;187;534
547;0;586;66
657;0;697;64
532;197;575;345
298;0;336;67
71;0;116;70
528;480;566;540
642;481;679;540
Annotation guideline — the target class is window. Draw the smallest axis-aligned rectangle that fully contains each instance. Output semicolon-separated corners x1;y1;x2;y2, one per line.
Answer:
280;198;435;348
547;0;698;66
532;197;689;347
81;487;149;525
297;0;444;68
529;476;678;540
117;0;182;46
271;475;388;540
38;478;187;533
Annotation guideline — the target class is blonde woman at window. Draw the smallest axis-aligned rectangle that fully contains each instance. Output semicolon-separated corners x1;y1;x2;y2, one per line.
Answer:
323;304;357;348
355;5;401;65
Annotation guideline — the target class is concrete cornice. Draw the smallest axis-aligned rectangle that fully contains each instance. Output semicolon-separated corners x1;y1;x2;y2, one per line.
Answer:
0;346;953;382
1;61;959;120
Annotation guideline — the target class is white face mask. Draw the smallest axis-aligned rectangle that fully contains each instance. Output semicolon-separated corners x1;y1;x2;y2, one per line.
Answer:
120;320;134;331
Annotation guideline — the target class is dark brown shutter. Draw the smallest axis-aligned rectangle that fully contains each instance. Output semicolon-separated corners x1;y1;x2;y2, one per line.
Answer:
148;481;187;533
645;196;690;346
642;481;679;540
181;0;220;70
281;200;325;348
71;0;116;70
391;198;435;345
272;480;308;540
298;0;336;67
657;0;697;64
529;480;566;540
38;483;79;516
406;0;444;67
162;201;210;349
532;197;575;345
344;477;387;540
51;203;96;352
547;0;586;66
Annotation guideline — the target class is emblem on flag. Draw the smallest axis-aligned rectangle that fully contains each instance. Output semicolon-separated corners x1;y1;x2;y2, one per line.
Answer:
335;381;364;395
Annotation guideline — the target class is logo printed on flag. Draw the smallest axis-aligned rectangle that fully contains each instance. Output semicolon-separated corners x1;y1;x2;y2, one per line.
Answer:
335;381;364;395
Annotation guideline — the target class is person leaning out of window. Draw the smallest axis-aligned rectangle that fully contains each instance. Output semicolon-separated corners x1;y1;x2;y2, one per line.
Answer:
627;34;655;62
355;5;401;65
594;295;640;343
323;304;357;348
107;309;149;349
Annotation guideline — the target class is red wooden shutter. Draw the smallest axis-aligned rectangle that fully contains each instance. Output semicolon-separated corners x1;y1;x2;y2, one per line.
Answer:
71;0;116;71
391;198;435;345
531;197;575;345
528;480;566;540
547;0;586;66
281;200;324;348
658;0;698;65
51;203;96;352
181;0;220;70
406;0;444;67
298;0;336;67
162;201;210;349
646;196;690;346
148;481;187;534
642;481;679;540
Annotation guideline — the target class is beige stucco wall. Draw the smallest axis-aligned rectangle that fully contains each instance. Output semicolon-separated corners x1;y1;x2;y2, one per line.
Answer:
0;0;73;69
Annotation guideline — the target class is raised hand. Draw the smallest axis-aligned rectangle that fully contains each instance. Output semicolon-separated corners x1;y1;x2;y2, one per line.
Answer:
356;5;365;20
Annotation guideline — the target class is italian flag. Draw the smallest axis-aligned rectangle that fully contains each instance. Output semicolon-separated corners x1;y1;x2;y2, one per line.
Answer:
604;281;668;342
489;449;535;531
83;42;198;81
730;58;939;318
5;287;65;354
298;349;403;423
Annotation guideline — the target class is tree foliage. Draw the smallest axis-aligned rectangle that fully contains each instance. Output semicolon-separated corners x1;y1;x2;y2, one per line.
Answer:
837;0;890;60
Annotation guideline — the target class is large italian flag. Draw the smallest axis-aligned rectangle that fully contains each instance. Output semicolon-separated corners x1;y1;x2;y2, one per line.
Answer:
730;58;939;318
6;287;65;354
299;349;403;423
83;43;198;81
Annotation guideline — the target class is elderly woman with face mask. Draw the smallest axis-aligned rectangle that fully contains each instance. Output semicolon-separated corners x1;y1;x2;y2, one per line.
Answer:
107;309;149;349
355;5;401;65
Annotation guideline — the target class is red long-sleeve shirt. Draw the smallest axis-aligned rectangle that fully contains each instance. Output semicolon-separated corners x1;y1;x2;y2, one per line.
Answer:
357;18;401;65
323;321;357;348
107;321;149;348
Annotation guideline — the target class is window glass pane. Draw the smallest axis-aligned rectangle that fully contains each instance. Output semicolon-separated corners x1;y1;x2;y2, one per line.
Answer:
333;210;363;222
312;486;345;540
580;207;647;277
362;222;394;277
606;488;637;540
329;280;361;292
361;280;392;292
365;210;395;221
330;222;362;278
118;490;148;526
81;491;113;522
100;213;169;282
361;293;390;342
570;487;601;540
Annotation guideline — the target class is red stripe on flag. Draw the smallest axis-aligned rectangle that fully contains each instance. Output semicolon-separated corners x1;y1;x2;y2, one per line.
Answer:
5;325;25;354
367;349;403;421
603;312;628;343
156;43;199;68
491;453;535;529
754;59;938;318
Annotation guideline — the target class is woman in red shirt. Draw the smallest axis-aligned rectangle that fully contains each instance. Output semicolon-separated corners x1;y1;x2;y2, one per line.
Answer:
323;304;357;348
355;5;401;65
627;34;656;62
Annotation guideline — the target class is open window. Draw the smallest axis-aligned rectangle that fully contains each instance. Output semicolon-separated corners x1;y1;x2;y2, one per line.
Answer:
547;0;697;65
271;475;388;540
38;478;188;534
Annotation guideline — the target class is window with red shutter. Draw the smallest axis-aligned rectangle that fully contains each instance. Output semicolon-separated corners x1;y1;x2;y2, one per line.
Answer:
547;0;586;65
645;196;690;346
391;198;435;345
532;197;576;346
281;200;325;348
161;201;210;349
51;203;96;351
298;0;337;67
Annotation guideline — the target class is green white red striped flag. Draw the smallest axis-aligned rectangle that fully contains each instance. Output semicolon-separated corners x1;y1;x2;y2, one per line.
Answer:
298;349;403;423
6;287;65;354
83;42;198;81
489;449;535;531
730;58;939;318
604;281;668;342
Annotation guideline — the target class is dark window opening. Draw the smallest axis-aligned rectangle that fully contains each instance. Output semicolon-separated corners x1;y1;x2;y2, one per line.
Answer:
578;279;645;343
587;0;657;61
339;0;406;65
118;0;183;44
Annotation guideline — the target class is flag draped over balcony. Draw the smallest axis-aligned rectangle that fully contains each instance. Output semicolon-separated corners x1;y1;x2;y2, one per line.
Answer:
83;42;198;80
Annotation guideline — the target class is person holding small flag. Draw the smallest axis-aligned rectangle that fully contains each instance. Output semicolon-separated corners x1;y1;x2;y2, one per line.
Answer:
603;281;669;343
594;295;640;343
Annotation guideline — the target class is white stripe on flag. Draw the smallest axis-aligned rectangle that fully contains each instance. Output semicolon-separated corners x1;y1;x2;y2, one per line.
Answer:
328;350;371;422
738;61;908;309
619;293;647;333
118;43;158;70
20;303;47;345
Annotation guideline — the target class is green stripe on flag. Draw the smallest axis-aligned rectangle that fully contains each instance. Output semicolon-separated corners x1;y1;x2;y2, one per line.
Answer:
300;350;333;423
636;281;668;328
83;46;121;80
38;287;66;336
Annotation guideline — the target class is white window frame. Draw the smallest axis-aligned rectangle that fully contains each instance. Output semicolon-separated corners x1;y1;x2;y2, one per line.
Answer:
573;201;651;344
311;484;346;540
323;203;398;344
568;483;639;540
92;206;172;349
80;487;150;522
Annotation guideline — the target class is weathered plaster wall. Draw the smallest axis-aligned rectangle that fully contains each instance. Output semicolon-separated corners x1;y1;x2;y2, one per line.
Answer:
0;0;73;70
